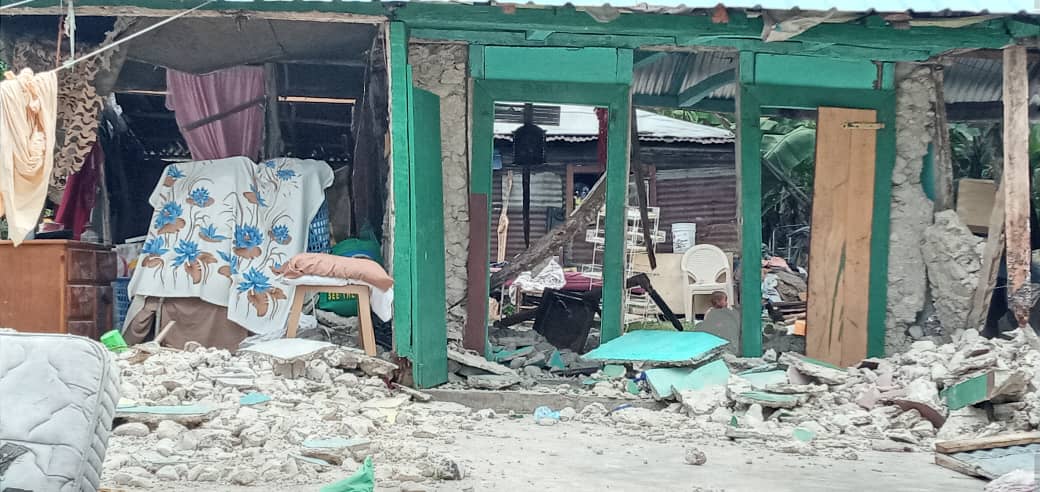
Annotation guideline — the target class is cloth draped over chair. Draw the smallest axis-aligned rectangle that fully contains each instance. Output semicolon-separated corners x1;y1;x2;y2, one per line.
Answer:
165;66;264;161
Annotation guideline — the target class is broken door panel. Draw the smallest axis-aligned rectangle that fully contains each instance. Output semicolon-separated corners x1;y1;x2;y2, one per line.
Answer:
806;107;878;367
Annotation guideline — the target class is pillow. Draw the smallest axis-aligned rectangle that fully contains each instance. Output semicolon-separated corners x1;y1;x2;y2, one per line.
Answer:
275;253;393;290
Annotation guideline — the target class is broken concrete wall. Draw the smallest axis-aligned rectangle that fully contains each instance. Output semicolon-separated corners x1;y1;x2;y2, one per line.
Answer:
922;210;984;334
409;43;470;339
886;64;937;354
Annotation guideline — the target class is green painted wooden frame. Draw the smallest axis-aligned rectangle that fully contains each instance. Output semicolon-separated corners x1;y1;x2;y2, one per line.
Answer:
737;83;896;358
471;79;632;350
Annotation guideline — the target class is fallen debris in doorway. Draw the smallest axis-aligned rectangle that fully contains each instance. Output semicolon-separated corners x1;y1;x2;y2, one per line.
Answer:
644;359;730;400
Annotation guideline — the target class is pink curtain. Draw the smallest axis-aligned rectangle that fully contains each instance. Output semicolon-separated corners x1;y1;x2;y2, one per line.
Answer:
56;143;103;239
165;66;265;161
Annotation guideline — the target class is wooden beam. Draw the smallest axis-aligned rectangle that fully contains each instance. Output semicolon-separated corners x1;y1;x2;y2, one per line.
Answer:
966;180;1005;332
181;95;265;132
935;431;1040;454
678;68;735;108
945;101;1040;122
1003;45;1031;327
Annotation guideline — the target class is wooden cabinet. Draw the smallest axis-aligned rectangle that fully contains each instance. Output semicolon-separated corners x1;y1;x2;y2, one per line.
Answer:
0;240;116;339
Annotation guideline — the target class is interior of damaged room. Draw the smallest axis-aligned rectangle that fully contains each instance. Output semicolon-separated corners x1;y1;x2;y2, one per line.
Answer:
1;3;1040;491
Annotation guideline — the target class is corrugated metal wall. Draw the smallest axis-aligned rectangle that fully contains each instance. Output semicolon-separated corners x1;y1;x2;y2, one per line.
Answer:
654;167;739;253
489;166;739;268
490;171;568;264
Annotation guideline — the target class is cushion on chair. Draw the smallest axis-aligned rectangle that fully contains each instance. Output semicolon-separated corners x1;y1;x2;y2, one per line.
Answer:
274;253;393;290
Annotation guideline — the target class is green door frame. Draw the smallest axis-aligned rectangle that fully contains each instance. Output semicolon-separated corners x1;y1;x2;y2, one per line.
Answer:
737;82;896;358
470;79;632;354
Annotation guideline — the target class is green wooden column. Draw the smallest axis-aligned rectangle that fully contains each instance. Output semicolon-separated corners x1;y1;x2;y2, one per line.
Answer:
737;83;763;358
600;94;631;343
389;21;414;359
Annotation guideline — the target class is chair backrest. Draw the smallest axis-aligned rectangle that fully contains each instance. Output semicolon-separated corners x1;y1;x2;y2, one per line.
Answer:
681;244;730;284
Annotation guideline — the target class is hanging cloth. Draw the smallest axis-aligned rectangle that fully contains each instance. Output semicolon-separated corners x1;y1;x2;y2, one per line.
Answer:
55;142;103;239
0;68;58;245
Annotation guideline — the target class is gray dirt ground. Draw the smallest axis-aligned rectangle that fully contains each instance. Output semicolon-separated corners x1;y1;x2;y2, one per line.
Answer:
139;418;981;492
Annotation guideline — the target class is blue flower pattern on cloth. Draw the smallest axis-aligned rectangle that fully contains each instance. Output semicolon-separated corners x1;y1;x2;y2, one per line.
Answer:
167;166;185;178
264;160;277;169
155;202;183;229
234;224;264;250
218;250;239;275
238;267;272;294
249;184;267;207
188;187;212;207
172;240;201;267
271;224;291;244
199;224;228;242
142;237;168;256
276;169;297;181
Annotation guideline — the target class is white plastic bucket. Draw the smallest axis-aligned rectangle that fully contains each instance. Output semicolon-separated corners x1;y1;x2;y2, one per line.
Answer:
672;223;696;254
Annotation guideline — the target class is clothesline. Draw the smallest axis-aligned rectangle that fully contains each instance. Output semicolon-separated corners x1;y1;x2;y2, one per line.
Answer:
0;0;38;11
55;0;215;72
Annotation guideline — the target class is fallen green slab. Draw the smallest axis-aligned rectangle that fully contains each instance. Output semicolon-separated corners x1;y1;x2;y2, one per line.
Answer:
239;392;271;406
490;346;535;363
319;456;374;492
644;359;730;400
583;331;728;366
739;370;789;390
602;364;627;379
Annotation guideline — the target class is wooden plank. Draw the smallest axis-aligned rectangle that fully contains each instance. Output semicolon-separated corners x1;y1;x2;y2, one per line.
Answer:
935;431;1040;454
956;178;998;234
464;193;489;353
736;76;764;357
408;85;449;388
496;171;513;263
1003;45;1032;327
966;180;1005;331
807;107;877;367
933;453;996;480
601;94;632;343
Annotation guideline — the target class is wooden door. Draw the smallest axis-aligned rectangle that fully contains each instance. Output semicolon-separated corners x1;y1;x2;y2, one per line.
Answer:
406;83;449;388
806;107;878;367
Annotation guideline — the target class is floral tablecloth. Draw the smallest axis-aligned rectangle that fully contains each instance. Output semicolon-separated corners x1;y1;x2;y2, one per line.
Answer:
128;156;333;338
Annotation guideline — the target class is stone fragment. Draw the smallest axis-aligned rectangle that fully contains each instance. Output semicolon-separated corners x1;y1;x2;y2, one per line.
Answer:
779;352;849;385
684;447;707;465
155;420;188;440
155;465;180;481
467;374;521;390
229;469;258;485
112;422;150;437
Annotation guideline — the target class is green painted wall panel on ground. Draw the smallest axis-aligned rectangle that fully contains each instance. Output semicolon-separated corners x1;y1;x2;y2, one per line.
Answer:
753;54;880;90
479;46;629;84
408;85;449;388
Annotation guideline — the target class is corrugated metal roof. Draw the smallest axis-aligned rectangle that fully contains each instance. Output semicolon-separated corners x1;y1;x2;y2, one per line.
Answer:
494;104;735;143
515;0;1032;15
943;57;1040;105
633;51;737;99
634;52;1040;106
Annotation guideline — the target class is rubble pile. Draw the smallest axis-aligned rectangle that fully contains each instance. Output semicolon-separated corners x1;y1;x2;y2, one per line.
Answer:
102;342;473;489
664;328;1040;457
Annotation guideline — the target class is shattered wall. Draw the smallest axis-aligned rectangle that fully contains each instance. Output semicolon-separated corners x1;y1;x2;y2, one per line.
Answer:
408;43;470;339
886;64;937;354
922;210;983;333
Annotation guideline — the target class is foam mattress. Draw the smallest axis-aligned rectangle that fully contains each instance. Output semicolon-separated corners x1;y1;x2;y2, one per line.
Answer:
0;332;120;491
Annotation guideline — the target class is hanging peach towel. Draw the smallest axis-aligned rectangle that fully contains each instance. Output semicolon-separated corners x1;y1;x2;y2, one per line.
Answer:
0;69;58;245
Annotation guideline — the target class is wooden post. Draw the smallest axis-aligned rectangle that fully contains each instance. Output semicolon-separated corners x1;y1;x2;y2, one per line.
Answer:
931;65;954;212
1003;45;1031;327
264;63;284;159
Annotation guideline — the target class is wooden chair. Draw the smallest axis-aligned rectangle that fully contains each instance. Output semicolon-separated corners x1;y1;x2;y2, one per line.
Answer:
285;284;377;356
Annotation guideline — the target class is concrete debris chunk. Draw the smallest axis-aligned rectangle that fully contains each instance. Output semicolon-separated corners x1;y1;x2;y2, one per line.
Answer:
448;349;516;375
778;352;850;385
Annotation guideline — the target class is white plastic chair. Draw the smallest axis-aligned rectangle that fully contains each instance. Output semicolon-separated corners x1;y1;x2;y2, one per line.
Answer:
681;244;734;317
